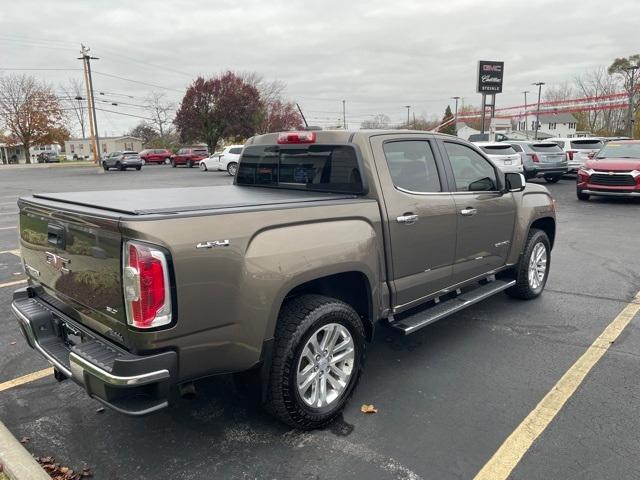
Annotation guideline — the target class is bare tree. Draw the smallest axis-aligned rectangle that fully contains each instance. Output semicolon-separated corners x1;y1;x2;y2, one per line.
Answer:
146;91;175;138
573;67;622;134
59;78;87;138
0;74;66;164
543;82;575;102
361;113;391;129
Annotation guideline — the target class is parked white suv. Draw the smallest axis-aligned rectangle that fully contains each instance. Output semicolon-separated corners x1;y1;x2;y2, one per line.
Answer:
199;145;244;175
546;137;604;172
473;142;523;173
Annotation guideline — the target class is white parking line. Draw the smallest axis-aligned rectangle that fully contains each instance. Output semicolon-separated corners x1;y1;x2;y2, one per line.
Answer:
0;250;20;257
0;226;16;230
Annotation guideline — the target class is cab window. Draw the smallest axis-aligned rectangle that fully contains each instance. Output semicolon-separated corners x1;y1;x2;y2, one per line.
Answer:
382;140;441;193
444;142;498;192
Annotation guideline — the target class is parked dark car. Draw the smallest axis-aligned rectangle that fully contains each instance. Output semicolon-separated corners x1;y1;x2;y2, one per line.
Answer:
170;147;209;168
36;151;60;163
139;149;172;164
102;151;143;171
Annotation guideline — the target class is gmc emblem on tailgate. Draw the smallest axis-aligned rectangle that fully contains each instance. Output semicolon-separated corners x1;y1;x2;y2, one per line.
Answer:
45;251;71;274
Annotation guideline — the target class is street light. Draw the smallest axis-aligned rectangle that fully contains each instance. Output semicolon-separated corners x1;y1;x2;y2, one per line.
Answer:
522;91;530;138
532;82;545;140
621;65;639;138
403;105;411;127
451;96;460;135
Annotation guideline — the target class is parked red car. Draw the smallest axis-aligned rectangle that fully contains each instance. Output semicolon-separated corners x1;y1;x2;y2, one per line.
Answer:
577;140;640;200
170;147;209;168
139;149;172;164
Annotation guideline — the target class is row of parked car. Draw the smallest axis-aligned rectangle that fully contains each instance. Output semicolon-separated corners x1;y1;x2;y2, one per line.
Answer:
101;145;244;174
470;136;639;200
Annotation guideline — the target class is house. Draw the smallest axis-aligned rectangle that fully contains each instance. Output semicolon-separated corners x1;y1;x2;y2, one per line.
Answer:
0;143;26;164
455;118;512;141
29;144;61;163
514;113;578;138
64;136;144;160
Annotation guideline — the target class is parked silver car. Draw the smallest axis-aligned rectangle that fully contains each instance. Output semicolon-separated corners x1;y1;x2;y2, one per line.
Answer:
507;141;568;183
102;151;143;171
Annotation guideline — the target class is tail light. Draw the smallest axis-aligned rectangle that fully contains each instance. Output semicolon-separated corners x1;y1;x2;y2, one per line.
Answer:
123;241;172;329
567;150;577;160
277;131;316;144
528;153;540;163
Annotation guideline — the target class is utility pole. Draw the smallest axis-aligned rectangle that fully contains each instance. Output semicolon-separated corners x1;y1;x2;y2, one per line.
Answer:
522;90;530;138
532;82;545;140
451;96;460;135
342;100;346;130
403;105;411;127
622;65;639;138
413;112;416;130
78;45;100;164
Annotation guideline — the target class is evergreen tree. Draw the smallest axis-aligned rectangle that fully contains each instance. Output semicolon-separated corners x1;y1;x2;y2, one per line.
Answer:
441;105;456;135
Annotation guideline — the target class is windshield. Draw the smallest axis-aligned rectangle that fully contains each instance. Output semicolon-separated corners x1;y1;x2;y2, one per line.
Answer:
480;145;517;155
236;144;364;194
531;143;563;153
570;139;603;150
596;142;640;159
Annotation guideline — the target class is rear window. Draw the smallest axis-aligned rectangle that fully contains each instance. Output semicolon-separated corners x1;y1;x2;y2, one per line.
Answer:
570;139;603;150
193;149;209;155
596;142;640;159
229;147;243;155
531;143;563;153
236;145;364;194
480;145;517;155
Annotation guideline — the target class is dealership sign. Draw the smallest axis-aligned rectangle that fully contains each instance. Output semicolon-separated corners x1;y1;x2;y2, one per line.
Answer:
477;60;504;93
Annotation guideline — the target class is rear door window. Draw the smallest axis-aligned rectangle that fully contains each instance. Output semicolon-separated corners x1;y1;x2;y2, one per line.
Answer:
237;145;364;194
229;147;243;155
382;140;441;193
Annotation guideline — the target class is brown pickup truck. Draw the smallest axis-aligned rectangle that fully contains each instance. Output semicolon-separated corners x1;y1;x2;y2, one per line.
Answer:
12;130;556;429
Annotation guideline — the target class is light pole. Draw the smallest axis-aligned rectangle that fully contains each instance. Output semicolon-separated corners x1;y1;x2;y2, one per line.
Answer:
451;96;460;135
403;105;411;128
522;90;530;138
532;82;545;140
622;65;639;138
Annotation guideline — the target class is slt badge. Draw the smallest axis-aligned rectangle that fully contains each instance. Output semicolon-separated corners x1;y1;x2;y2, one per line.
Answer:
196;240;230;249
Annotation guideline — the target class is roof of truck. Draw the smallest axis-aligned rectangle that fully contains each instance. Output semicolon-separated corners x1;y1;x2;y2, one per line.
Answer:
247;129;455;145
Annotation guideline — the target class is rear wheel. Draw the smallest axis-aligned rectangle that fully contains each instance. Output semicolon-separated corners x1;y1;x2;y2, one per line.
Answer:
577;190;590;201
266;294;365;429
116;162;124;171
164;157;171;165
200;162;208;171
227;162;238;176
506;228;550;300
171;159;176;168
544;175;561;184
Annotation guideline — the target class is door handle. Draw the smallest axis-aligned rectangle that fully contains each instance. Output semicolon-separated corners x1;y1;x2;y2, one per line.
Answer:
460;208;477;216
397;214;419;225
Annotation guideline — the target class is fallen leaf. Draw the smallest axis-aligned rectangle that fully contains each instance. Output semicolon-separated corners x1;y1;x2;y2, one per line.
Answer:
19;436;31;444
10;341;16;346
360;404;378;414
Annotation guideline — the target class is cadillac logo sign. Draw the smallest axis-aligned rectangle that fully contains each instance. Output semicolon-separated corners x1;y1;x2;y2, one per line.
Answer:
477;60;504;94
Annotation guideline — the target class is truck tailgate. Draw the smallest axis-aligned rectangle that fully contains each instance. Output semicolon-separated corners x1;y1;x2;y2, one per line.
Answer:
17;200;128;345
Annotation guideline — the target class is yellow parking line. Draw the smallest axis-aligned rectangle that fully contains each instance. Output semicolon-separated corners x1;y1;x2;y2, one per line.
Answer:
474;290;640;480
0;368;53;392
0;279;26;289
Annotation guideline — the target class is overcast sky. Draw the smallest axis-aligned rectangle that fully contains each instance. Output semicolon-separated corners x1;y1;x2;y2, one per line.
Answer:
1;0;638;136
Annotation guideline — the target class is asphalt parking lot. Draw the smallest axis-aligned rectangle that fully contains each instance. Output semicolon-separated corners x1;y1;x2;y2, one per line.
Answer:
1;165;639;480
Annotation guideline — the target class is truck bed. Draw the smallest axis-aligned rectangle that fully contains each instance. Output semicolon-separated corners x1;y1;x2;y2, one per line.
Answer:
31;185;357;216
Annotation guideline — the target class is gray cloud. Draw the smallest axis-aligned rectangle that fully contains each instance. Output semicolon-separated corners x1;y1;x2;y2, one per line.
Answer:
1;0;638;133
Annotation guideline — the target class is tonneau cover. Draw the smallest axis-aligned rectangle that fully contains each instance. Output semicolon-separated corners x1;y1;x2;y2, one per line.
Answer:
32;185;356;215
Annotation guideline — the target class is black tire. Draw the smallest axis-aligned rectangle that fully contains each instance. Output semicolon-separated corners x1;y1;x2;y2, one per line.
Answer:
187;160;193;168
116;162;124;171
577;190;590;201
506;228;550;300
266;294;365;429
102;162;108;171
544;175;561;184
171;159;176;168
136;166;142;171
227;162;238;176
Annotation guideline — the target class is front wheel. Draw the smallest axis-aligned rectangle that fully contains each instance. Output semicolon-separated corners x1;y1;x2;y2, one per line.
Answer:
266;295;365;429
544;175;561;184
577;190;590;201
135;166;142;171
200;162;207;171
505;228;550;300
227;162;238;176
116;162;124;171
102;162;108;171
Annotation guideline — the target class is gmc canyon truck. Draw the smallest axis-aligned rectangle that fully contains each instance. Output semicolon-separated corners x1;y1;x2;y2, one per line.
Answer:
12;130;556;429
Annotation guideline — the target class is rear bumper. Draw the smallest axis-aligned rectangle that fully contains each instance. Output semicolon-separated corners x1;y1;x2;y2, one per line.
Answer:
527;166;568;177
12;288;177;416
499;164;524;173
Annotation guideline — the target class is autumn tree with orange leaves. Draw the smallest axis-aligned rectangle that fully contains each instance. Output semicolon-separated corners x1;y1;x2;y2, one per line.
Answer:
0;74;68;163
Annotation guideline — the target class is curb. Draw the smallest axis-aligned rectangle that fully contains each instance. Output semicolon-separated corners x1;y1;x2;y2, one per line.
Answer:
0;422;49;480
0;162;96;170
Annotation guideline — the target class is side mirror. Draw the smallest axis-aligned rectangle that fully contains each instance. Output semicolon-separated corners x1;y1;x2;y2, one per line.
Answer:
505;172;526;192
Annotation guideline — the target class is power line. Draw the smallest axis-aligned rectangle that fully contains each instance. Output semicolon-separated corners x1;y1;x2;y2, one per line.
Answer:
92;71;184;93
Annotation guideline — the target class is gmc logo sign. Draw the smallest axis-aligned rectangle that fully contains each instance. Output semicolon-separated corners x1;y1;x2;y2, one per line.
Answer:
477;60;504;94
482;65;502;73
